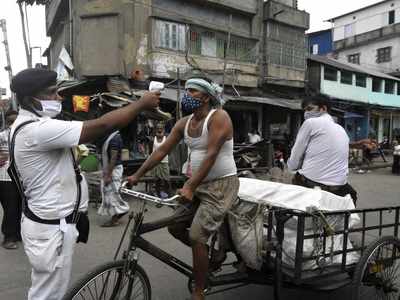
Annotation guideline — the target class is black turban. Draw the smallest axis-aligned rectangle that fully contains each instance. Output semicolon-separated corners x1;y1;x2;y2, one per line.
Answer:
10;68;57;97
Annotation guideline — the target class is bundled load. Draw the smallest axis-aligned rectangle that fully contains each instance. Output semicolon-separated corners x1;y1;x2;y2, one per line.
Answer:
229;178;360;271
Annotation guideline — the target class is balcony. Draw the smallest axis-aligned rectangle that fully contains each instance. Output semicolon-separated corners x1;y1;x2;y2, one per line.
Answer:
264;0;309;29
334;23;400;51
45;0;68;35
204;0;258;15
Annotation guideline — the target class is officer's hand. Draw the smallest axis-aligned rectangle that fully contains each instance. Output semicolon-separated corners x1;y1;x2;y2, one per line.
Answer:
139;92;160;110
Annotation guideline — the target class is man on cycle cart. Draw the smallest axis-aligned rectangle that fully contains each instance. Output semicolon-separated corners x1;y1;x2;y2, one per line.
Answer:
128;78;239;300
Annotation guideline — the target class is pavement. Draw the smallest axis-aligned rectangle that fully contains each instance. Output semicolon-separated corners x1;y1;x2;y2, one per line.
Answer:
0;167;399;300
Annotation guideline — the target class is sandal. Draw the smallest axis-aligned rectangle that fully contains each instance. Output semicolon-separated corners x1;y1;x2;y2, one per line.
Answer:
100;219;120;227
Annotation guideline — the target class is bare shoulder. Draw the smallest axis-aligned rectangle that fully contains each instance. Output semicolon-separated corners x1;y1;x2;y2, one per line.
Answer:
172;116;190;133
211;108;231;122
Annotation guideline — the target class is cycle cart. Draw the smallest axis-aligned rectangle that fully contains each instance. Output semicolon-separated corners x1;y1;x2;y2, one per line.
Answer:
63;186;400;300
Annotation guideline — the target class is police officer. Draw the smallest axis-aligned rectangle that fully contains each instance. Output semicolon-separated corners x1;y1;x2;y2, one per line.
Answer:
10;68;159;300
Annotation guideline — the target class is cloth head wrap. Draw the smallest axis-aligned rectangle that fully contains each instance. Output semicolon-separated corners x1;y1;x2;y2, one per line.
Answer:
185;78;224;106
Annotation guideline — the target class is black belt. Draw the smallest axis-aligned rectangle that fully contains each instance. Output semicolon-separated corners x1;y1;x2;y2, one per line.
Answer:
296;173;344;192
24;205;76;225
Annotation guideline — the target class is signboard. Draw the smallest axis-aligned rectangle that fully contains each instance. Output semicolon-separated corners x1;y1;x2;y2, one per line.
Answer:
73;95;90;113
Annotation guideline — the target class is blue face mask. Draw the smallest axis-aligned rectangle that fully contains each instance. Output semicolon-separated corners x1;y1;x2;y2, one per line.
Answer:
181;93;202;113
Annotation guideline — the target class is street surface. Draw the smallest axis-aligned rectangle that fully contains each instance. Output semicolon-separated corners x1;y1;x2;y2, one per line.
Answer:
0;168;399;300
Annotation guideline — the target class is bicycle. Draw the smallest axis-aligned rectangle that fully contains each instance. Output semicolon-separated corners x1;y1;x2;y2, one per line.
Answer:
63;183;400;300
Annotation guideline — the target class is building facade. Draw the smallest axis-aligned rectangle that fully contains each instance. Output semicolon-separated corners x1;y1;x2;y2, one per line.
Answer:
45;0;309;148
308;55;400;142
307;29;333;56
328;0;400;75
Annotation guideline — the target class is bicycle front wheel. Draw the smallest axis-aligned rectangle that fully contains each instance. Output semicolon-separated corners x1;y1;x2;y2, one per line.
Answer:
63;260;151;300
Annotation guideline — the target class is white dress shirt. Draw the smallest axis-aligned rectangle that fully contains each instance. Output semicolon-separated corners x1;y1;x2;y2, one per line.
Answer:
11;109;85;220
288;113;349;186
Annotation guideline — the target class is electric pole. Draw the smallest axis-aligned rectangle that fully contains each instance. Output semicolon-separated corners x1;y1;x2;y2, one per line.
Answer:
0;19;17;110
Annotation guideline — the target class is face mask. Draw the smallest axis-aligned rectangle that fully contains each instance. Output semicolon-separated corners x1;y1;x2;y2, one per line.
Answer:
34;99;62;118
304;111;324;120
181;93;202;113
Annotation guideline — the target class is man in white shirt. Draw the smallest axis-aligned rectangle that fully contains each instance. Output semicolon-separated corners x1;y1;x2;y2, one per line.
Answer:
9;68;160;300
287;95;357;203
248;129;262;144
0;110;21;250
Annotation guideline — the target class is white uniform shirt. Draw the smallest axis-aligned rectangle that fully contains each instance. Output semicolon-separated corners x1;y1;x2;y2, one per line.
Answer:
287;113;349;186
11;109;84;220
0;129;11;182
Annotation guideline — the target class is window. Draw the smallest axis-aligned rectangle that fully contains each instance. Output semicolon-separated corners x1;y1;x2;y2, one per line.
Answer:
385;80;395;94
154;20;186;51
398;83;400;95
324;66;338;81
348;53;360;64
376;47;392;63
389;10;395;25
372;78;383;92
344;23;354;38
189;26;256;62
355;73;367;87
312;44;319;55
341;70;353;85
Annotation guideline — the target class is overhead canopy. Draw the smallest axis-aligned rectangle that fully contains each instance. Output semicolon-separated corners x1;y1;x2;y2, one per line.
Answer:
344;112;365;119
227;96;302;110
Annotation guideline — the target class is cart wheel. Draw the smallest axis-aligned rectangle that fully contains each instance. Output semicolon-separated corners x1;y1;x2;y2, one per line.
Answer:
187;279;210;295
352;236;400;300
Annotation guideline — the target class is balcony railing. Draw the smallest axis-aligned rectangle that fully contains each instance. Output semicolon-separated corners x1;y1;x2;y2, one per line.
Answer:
334;23;400;51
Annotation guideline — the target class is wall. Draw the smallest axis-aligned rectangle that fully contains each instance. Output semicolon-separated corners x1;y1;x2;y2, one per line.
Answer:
336;36;400;74
333;0;400;41
265;0;297;9
48;18;70;70
152;0;256;38
308;30;333;55
320;65;400;108
147;51;259;87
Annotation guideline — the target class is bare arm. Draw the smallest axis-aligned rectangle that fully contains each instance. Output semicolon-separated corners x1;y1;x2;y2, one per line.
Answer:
106;150;119;176
185;110;232;191
128;117;188;181
79;92;160;144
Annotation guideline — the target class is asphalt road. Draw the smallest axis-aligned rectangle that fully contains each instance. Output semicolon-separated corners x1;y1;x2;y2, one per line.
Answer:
0;168;399;300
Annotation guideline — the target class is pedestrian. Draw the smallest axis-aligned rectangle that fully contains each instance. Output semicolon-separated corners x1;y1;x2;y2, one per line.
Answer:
128;78;239;300
98;131;130;227
9;68;159;300
248;128;261;144
0;110;21;250
151;122;170;198
288;94;358;204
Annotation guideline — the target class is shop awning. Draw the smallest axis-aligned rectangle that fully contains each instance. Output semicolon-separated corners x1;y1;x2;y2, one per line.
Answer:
227;96;302;110
344;112;365;119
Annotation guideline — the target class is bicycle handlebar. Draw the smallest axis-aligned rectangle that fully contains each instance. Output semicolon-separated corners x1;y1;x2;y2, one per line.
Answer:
120;181;181;207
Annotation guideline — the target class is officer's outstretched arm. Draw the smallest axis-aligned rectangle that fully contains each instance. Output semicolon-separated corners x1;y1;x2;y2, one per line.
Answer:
79;92;160;144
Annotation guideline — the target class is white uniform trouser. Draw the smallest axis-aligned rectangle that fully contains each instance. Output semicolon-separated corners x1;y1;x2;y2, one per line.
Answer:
21;215;78;300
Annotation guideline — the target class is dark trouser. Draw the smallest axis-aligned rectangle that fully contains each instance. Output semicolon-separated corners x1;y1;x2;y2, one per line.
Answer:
293;173;358;206
393;155;400;174
0;181;22;242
